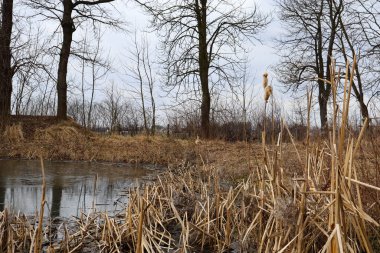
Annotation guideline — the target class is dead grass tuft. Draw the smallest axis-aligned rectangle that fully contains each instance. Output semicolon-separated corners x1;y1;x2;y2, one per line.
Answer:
35;124;81;143
3;124;24;143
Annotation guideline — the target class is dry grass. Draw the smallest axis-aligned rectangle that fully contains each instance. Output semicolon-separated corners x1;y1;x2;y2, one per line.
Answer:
0;122;267;169
1;60;380;252
1;140;379;252
2;124;24;143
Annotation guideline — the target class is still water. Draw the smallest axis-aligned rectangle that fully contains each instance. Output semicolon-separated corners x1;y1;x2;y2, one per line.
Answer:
0;159;157;218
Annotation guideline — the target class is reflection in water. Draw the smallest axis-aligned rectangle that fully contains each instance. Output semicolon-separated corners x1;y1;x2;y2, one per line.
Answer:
0;159;156;218
51;177;63;217
0;187;4;211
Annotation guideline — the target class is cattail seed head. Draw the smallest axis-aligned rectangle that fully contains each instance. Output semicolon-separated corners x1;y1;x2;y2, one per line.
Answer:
264;85;272;102
262;72;268;89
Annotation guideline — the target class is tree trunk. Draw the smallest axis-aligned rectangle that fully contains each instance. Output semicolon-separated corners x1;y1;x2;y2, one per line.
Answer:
57;0;74;120
320;0;338;135
137;54;148;134
149;70;155;135
81;34;87;127
359;98;369;120
200;88;210;138
0;0;14;121
88;61;96;128
197;0;210;138
149;78;155;135
315;2;330;135
319;88;329;132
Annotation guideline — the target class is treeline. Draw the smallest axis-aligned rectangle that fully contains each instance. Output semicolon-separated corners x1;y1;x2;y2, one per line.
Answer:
1;0;379;139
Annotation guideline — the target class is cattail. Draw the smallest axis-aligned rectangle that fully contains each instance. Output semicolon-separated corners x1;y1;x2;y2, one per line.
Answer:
264;85;272;103
262;72;268;89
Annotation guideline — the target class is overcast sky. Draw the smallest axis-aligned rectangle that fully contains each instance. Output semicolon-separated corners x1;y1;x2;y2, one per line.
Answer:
99;0;289;108
112;0;282;83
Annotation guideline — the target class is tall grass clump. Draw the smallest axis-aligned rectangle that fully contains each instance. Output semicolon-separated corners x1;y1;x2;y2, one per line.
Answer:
3;124;24;143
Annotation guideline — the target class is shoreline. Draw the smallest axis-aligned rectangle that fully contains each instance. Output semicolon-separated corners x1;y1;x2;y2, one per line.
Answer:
1;121;267;172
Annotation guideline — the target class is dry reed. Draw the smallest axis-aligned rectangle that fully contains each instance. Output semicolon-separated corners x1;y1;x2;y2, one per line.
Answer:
0;61;379;252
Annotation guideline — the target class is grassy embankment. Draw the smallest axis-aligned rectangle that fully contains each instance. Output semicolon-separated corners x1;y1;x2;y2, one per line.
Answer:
0;117;266;171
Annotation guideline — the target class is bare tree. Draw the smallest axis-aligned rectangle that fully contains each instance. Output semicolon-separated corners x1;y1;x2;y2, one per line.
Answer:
126;31;156;135
80;30;88;127
11;24;56;116
27;0;120;120
134;0;268;138
275;0;343;133
103;83;126;132
339;0;380;121
87;31;110;128
277;0;380;128
236;61;255;141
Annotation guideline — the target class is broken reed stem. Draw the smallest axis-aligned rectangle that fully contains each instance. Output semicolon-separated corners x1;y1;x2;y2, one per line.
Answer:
262;102;268;166
136;198;146;253
296;88;313;253
353;117;369;158
330;58;340;253
338;55;356;164
306;88;313;148
271;95;275;146
34;157;46;253
282;120;302;166
344;177;380;192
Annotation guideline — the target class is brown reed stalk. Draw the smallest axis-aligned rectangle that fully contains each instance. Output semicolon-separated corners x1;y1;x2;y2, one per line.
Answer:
330;58;339;253
338;55;356;164
136;198;145;253
295;88;313;253
34;157;46;253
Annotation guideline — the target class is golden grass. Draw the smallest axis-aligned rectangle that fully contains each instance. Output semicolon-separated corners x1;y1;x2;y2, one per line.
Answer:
3;124;24;143
0;124;266;169
1;143;378;252
1;60;380;252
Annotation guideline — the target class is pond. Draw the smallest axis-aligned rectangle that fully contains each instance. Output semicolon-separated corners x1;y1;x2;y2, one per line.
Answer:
0;159;159;218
